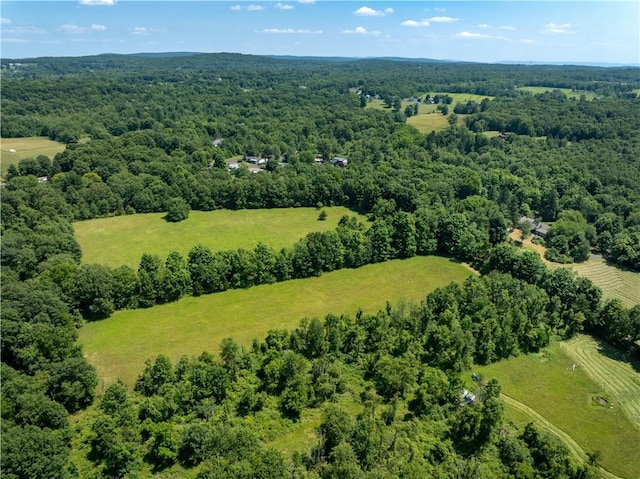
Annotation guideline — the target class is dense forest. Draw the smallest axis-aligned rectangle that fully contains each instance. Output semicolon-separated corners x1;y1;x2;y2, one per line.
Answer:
2;53;640;478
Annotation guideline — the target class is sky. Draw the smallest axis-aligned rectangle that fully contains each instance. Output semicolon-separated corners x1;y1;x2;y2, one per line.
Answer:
1;1;639;64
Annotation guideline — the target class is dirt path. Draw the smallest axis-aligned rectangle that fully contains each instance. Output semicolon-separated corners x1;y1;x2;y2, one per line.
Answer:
501;394;623;479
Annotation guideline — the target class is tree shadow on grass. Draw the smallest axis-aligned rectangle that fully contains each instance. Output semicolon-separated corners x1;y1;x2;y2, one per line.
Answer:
592;335;640;375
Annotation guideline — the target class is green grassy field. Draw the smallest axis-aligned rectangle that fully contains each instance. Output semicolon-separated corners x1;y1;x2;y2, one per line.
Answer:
74;207;367;269
510;230;639;307
79;256;472;388
364;92;493;133
474;336;640;478
481;130;502;138
567;259;640;308
518;86;598;100
407;112;466;133
0;136;67;178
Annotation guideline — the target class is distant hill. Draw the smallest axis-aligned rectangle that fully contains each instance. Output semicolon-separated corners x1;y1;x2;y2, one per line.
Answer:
126;52;203;58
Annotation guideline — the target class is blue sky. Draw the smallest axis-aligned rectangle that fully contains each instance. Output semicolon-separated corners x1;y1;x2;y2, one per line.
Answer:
1;1;638;64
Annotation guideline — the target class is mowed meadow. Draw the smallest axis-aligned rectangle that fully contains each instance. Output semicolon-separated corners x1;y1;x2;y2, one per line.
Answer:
518;86;599;100
74;206;366;268
0;136;67;178
79;256;472;388
366;92;493;133
474;336;640;479
510;230;640;307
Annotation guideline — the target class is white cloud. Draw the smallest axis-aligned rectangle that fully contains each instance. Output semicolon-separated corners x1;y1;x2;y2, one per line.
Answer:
456;31;493;39
79;0;116;5
428;16;458;23
384;8;394;14
343;26;380;36
354;6;386;17
131;26;150;35
262;28;322;34
59;24;87;33
275;3;294;10
2;38;28;44
478;23;515;31
59;23;106;34
231;4;267;11
4;25;47;35
545;22;574;34
402;19;430;27
1;18;12;24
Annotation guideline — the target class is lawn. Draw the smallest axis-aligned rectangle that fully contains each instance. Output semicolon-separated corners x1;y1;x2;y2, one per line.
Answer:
0;136;67;178
518;86;599;100
473;336;640;479
79;255;472;388
74;207;367;269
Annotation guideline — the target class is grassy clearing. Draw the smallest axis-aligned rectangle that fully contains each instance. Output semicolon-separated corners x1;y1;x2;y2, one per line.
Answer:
568;260;640;307
481;130;502;138
474;337;640;478
365;91;491;133
0;136;67;178
560;335;640;430
79;256;471;388
407;112;456;133
426;92;493;104
518;86;598;100
509;230;639;307
74;207;366;269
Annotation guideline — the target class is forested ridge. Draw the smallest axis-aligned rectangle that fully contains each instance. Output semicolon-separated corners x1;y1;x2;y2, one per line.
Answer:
2;53;640;478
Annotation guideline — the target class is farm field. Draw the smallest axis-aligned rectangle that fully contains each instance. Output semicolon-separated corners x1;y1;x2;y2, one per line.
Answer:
365;91;493;133
74;207;367;269
474;335;640;479
518;86;598;100
407;112;466;133
79;255;472;388
366;92;492;110
509;229;639;307
568;260;640;307
0;136;67;178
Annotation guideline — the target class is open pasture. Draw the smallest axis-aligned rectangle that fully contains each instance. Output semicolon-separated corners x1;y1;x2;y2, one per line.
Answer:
407;112;465;133
0;136;66;177
509;230;639;307
518;86;598;100
366;92;492;111
79;255;472;388
474;336;640;478
568;259;640;307
74;207;366;269
426;92;493;104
